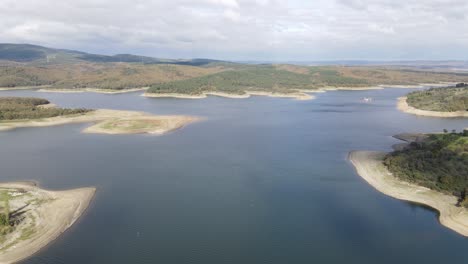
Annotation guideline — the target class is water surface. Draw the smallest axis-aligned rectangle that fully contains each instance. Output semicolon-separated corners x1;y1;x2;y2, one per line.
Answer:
0;88;467;264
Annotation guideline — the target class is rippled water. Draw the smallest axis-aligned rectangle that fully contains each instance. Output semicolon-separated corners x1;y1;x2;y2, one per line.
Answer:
0;88;467;264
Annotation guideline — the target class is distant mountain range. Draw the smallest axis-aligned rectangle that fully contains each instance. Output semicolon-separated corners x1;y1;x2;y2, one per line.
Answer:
0;43;229;66
1;43;467;72
239;60;468;70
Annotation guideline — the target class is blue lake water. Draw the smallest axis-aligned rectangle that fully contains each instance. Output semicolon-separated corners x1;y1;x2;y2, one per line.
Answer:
0;88;467;264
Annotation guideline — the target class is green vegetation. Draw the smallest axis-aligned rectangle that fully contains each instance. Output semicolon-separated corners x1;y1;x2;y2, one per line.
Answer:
0;97;91;120
0;191;9;227
0;63;223;90
384;130;468;206
147;64;468;95
100;120;162;131
1;44;468;92
406;84;468;112
148;66;368;95
18;217;36;241
0;67;54;87
0;190;11;242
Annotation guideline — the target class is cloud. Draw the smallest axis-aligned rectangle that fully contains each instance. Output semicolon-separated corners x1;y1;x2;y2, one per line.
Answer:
368;24;395;34
0;0;467;60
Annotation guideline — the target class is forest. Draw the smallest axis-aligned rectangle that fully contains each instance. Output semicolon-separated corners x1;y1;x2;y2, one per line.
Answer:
384;131;468;207
147;65;379;95
148;66;333;94
1;59;468;92
0;97;91;120
147;65;468;95
406;84;468;112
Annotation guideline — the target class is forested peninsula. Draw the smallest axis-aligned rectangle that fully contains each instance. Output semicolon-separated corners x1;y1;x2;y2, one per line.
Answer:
350;130;468;236
398;84;468;117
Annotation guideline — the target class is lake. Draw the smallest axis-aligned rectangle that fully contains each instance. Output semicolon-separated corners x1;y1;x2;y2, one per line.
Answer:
0;88;467;264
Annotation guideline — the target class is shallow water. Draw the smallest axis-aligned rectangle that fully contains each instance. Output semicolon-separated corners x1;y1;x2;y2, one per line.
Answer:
0;88;467;264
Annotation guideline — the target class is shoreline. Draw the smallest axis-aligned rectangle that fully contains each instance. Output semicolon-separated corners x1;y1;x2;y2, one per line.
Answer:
0;86;50;91
349;151;468;237
142;82;455;100
37;87;148;94
142;91;315;100
0;109;199;135
397;97;468;117
1;82;454;99
0;182;96;264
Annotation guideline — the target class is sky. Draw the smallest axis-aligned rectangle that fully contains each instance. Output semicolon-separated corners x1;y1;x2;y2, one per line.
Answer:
0;0;467;61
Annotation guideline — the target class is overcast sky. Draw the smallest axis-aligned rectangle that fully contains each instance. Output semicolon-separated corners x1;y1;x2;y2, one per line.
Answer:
1;0;467;61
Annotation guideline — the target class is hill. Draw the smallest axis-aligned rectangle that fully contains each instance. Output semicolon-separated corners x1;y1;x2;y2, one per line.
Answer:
0;43;85;63
0;63;224;89
147;64;468;95
0;43;229;66
406;84;468;112
1;43;468;93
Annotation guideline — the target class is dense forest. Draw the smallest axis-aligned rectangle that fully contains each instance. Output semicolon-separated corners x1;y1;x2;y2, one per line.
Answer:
0;64;222;90
147;66;377;95
406;84;468;112
0;97;91;120
147;65;468;95
384;131;468;207
148;66;338;94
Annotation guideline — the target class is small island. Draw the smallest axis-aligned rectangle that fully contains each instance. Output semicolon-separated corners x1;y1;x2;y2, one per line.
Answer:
397;83;468;117
0;97;198;135
349;130;468;236
0;182;95;264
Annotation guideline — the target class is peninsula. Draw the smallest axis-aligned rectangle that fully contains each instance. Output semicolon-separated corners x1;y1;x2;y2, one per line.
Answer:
350;131;468;236
0;97;198;135
398;83;468;117
0;182;95;264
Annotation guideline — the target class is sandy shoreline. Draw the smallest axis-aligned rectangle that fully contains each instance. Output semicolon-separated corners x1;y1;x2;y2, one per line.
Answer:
0;182;96;264
349;151;468;237
142;82;455;100
0;86;51;91
37;87;148;94
0;109;199;135
143;90;314;100
1;82;454;100
397;97;468;117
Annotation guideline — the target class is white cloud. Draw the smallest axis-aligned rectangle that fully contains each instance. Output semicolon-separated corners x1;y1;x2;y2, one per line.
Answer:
368;23;395;34
0;0;467;60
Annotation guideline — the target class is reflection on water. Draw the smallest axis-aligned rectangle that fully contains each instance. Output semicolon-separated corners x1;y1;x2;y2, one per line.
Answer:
404;201;441;216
